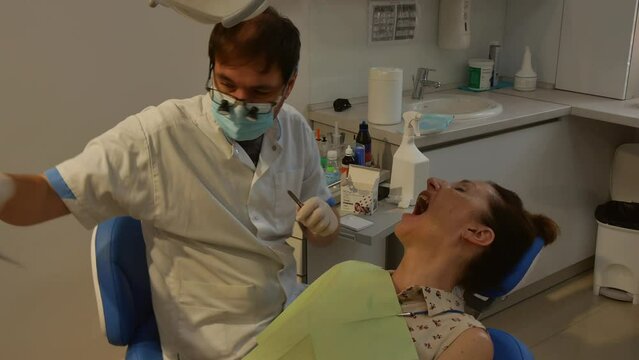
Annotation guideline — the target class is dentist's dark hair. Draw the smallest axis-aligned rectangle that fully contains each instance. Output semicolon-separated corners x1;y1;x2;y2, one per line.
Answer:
208;6;300;83
460;183;559;294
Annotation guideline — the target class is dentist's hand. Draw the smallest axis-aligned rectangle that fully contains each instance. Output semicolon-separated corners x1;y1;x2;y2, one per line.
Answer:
0;173;16;211
295;196;338;237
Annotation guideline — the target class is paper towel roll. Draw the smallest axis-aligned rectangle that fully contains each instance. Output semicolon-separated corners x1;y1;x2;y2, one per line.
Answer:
368;67;403;125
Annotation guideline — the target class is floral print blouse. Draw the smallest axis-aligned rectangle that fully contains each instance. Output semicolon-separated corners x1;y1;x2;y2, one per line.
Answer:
397;285;485;359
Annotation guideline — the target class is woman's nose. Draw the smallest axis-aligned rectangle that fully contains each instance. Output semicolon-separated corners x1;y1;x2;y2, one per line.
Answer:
427;177;448;191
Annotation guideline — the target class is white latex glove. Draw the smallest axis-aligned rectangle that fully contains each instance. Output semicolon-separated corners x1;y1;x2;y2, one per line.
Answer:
0;173;16;211
295;196;338;237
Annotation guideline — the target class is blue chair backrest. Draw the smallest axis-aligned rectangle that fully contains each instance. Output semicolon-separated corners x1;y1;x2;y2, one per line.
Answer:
480;237;545;360
478;237;545;298
93;216;162;359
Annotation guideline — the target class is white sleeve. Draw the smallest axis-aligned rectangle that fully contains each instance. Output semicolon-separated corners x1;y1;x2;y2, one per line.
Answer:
45;115;156;229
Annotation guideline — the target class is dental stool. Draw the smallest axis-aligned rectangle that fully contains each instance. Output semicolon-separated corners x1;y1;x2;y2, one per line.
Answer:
91;216;162;360
594;143;639;304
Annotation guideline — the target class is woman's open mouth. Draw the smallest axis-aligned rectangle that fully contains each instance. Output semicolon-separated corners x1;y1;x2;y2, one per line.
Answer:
413;191;430;215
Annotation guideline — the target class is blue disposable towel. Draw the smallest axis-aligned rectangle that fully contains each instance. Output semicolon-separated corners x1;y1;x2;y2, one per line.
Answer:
399;113;454;134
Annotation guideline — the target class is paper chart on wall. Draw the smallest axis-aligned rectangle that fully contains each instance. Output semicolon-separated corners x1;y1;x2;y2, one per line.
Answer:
369;0;417;43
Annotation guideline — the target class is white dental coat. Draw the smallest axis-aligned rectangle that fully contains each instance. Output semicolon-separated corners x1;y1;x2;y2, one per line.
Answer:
48;94;331;360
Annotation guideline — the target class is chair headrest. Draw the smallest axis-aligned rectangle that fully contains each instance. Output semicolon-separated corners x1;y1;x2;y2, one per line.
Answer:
477;237;545;298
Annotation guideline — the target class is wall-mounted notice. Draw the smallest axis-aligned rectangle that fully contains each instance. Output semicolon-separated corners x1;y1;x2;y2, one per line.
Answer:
369;0;417;43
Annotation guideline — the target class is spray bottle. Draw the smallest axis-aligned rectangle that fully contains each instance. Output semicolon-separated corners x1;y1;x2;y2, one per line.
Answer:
388;111;430;208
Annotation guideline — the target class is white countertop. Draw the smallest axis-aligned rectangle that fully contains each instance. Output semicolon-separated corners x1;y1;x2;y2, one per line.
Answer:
495;88;639;129
309;89;571;148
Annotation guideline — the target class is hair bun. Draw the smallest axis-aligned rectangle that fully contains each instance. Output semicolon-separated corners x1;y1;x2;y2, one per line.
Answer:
530;214;559;245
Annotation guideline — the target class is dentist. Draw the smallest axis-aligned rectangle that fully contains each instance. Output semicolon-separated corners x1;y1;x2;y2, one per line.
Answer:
0;6;339;360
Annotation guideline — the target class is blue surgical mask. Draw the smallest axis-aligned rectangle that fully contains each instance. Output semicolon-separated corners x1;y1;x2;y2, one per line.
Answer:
209;88;283;141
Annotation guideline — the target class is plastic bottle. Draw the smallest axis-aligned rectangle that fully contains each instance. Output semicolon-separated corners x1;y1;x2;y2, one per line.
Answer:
325;150;341;186
356;121;372;166
340;145;356;180
331;121;343;159
354;144;366;166
320;136;328;170
388;111;430;208
514;46;537;91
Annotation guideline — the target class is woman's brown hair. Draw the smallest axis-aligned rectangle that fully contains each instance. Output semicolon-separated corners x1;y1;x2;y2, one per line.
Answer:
460;183;559;294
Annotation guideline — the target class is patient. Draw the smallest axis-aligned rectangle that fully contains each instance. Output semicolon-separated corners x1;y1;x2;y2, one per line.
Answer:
246;177;558;360
392;177;558;359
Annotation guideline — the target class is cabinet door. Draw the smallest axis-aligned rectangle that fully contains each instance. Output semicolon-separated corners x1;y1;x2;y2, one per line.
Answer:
555;0;639;99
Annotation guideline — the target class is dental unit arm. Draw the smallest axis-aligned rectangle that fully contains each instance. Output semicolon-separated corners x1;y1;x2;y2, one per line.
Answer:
148;0;269;27
388;111;430;209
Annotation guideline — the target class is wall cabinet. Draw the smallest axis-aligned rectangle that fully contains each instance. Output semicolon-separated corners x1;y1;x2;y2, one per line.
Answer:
555;0;639;99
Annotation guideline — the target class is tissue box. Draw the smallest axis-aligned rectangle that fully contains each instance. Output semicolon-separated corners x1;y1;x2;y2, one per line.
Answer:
341;165;380;215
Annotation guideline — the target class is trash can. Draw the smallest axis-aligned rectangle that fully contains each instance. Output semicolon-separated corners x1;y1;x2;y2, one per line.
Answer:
593;144;639;304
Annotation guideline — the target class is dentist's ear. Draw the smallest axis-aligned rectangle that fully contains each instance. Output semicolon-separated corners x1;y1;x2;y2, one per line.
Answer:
462;225;495;248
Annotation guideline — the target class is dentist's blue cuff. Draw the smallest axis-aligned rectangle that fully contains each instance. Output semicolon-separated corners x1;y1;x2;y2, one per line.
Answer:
327;197;337;207
44;167;76;200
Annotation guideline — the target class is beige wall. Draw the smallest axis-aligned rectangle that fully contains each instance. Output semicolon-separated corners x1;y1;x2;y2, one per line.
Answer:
0;1;209;359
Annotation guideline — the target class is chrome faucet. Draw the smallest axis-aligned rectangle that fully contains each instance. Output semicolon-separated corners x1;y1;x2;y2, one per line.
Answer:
411;67;441;99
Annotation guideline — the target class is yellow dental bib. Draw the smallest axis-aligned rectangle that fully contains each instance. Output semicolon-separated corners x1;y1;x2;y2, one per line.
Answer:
244;261;418;360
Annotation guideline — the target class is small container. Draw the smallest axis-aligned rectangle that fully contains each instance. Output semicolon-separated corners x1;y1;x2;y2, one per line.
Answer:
325;150;341;185
368;67;403;125
340;145;356;179
319;136;328;170
468;58;494;91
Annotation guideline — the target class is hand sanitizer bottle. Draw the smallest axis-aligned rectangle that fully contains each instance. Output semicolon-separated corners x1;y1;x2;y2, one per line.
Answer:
388;111;430;208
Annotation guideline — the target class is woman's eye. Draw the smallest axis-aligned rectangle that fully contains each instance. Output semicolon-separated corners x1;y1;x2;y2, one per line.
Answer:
454;186;466;192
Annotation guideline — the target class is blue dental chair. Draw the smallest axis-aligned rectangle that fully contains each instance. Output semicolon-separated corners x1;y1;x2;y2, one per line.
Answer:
91;216;540;360
91;216;162;360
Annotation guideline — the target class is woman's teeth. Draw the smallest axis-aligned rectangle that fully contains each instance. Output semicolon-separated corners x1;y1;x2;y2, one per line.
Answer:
413;194;429;215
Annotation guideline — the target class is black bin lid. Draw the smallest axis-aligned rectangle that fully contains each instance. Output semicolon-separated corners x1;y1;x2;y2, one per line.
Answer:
595;201;639;231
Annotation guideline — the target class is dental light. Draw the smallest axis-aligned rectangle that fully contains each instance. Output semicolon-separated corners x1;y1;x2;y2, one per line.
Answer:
148;0;269;27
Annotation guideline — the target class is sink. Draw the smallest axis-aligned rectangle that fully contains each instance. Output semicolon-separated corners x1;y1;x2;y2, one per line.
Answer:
407;94;502;121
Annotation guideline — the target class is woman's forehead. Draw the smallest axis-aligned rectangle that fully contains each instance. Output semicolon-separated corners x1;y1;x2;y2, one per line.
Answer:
456;180;498;200
474;181;499;200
